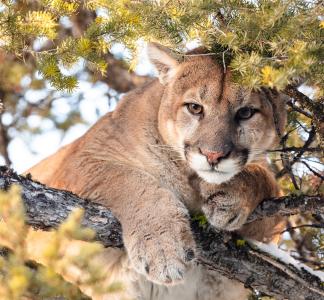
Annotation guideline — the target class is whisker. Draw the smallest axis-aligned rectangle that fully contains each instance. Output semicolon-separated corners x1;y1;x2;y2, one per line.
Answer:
148;144;184;150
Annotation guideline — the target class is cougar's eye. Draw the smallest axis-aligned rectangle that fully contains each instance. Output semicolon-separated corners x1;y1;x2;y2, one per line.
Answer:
236;107;256;120
186;103;203;116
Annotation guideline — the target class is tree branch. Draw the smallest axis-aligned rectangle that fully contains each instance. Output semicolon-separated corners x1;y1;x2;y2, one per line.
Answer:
284;85;324;140
70;8;151;93
247;194;323;223
276;125;317;179
0;93;11;166
0;121;11;166
0;166;323;300
97;54;151;93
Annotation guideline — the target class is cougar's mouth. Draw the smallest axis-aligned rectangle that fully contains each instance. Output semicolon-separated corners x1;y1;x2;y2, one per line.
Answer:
183;144;250;183
186;152;239;184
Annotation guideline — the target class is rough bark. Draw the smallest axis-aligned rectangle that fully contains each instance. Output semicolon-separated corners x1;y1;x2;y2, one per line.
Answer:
246;194;323;223
0;166;323;300
0;167;123;248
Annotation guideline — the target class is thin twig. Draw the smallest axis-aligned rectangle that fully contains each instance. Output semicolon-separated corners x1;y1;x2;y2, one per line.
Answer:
286;100;312;118
268;147;321;153
301;161;324;180
281;224;324;234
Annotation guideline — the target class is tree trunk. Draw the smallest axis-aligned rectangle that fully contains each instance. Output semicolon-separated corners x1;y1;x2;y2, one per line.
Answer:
0;166;323;300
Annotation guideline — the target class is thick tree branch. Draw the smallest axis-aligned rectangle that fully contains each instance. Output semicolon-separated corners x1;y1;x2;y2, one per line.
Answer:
0;167;123;248
0;166;323;300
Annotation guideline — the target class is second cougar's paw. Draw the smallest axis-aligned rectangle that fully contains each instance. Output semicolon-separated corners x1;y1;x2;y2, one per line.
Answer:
202;191;251;231
124;217;196;285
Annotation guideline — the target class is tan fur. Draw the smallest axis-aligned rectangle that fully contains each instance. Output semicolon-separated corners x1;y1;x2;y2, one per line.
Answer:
24;43;287;299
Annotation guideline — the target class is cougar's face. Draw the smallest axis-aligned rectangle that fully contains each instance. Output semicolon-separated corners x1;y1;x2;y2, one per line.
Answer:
158;58;286;184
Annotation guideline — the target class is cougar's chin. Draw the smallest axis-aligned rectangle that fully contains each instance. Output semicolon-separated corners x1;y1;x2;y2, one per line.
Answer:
196;170;237;184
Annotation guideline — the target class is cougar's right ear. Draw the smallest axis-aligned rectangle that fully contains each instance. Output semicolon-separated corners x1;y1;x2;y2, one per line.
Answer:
147;42;180;84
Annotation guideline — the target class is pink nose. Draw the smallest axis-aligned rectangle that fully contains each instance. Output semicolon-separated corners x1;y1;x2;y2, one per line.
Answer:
200;149;227;165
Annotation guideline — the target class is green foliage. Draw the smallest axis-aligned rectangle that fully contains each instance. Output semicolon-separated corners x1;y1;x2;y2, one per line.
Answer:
192;213;208;227
0;186;121;299
236;239;246;247
0;0;322;93
0;1;108;91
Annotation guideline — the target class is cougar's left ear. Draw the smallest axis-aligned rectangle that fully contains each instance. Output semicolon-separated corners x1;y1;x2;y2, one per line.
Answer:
262;88;288;138
147;42;180;84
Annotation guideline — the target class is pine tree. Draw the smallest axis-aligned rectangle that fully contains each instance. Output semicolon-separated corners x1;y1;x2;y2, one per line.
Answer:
0;1;322;93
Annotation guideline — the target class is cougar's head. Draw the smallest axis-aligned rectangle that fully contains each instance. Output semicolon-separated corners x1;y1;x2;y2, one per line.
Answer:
148;43;287;184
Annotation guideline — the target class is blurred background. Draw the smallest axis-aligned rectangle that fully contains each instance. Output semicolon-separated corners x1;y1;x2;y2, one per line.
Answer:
0;41;154;173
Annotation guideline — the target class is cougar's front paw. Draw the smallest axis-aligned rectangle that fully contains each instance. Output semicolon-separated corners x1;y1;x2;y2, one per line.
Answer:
202;191;251;231
124;218;196;285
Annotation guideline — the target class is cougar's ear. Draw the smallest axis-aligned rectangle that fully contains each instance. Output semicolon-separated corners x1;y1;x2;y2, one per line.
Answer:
262;88;288;138
147;42;180;84
272;91;288;137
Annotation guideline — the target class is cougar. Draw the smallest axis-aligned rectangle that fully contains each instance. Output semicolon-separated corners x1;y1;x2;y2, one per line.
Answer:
25;43;287;300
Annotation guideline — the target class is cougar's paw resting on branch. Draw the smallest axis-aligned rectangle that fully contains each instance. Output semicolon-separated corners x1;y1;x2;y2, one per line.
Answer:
200;164;283;233
202;190;252;231
124;208;195;285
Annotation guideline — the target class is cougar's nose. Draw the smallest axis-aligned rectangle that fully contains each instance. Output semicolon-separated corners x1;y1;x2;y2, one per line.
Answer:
200;148;231;165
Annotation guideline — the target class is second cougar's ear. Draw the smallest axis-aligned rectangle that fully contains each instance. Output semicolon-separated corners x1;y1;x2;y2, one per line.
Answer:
147;42;180;84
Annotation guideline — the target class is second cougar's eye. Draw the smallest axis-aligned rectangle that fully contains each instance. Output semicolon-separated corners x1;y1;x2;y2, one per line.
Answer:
186;103;203;116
